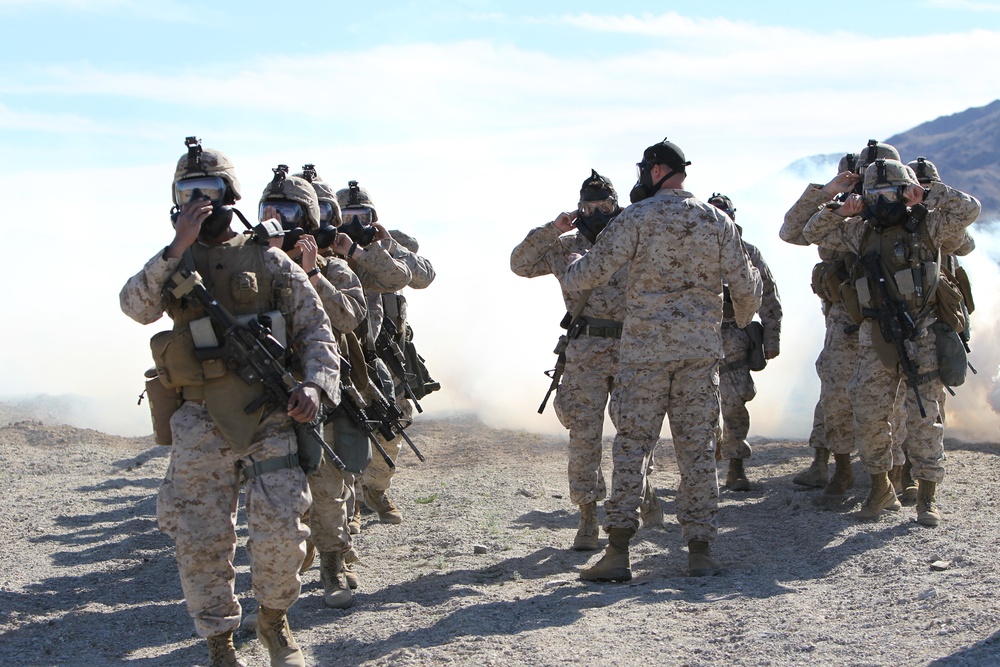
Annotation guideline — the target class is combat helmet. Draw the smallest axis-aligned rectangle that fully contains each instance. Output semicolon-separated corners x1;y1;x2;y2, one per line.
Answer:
171;136;242;205
707;193;736;220
336;181;378;222
296;164;342;227
863;158;918;226
576;169;620;244
259;165;322;230
838;152;860;174
907;157;941;186
857;139;901;171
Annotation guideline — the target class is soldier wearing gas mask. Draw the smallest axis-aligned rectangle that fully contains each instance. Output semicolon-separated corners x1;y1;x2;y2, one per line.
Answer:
803;158;980;526
565;139;762;581
258;165;368;610
334;181;436;529
707;194;782;493
781;141;901;503
511;170;664;553
120;138;340;667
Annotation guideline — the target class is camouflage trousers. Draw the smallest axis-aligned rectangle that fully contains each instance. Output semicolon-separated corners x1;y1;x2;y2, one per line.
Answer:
553;335;616;505
807;401;826;450
157;402;310;638
848;322;946;482
719;326;755;460
816;303;859;455
307;421;355;557
607;358;720;542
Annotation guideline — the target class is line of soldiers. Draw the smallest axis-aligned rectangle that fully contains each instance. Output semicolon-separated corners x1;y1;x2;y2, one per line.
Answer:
121;138;438;667
511;135;979;584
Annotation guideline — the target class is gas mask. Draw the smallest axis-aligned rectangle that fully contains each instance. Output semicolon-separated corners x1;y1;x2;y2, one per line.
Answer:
341;207;378;246
864;186;908;228
171;175;234;240
576;198;619;244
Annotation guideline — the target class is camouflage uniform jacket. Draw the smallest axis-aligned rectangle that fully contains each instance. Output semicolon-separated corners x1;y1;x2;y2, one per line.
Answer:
317;256;367;336
731;239;781;357
564;188;762;365
345;239;410;340
510;221;627;323
120;239;341;403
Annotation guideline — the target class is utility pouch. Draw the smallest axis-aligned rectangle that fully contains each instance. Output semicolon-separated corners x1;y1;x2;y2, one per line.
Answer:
839;279;864;324
933;321;968;387
744;321;767;372
935;273;967;335
143;367;181;445
403;334;440;399
955;264;975;313
294;423;324;475
329;412;372;474
150;329;205;389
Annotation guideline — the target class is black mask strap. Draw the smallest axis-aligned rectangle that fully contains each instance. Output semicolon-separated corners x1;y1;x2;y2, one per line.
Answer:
846;154;857;173
231;207;254;231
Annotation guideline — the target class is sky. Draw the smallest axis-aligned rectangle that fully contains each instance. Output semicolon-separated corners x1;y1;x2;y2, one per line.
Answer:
2;0;1000;442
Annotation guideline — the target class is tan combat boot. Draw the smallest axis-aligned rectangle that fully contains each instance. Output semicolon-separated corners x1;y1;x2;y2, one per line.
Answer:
793;447;830;488
207;630;246;667
916;480;941;527
726;458;751;492
823;454;855;498
640;485;664;528
572;502;601;551
688;540;722;577
363;486;402;524
256;606;305;667
900;458;918;505
348;501;362;535
855;472;901;519
580;527;633;582
888;465;904;496
299;538;316;574
319;552;354;609
343;549;360;590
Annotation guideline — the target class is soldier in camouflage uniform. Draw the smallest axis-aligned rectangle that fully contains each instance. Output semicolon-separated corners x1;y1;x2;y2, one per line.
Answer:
781;142;899;501
120;140;340;667
511;170;664;552
565;139;762;581
706;194;782;492
804;158;980;525
332;183;428;527
260;165;368;609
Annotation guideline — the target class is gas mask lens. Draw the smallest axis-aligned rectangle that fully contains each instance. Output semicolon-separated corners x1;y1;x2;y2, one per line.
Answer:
342;207;373;227
175;176;227;206
863;185;902;206
259;200;306;229
319;201;340;226
579;199;617;216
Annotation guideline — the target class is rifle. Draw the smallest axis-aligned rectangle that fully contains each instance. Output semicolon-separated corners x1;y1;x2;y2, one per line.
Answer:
859;253;926;418
167;265;345;471
364;363;426;462
374;317;423;413
333;356;396;470
538;289;592;414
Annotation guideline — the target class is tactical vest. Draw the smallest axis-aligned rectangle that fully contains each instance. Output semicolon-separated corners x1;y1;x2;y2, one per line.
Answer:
150;234;294;453
853;216;940;320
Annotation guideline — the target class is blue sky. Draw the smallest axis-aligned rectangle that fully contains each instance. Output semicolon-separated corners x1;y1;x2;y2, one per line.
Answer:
3;0;1000;438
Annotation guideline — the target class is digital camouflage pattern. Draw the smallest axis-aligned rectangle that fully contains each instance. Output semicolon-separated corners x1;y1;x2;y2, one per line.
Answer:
510;220;628;505
804;181;980;478
564;188;762;540
719;238;781;460
120;238;339;639
157;403;311;638
316;256;367;336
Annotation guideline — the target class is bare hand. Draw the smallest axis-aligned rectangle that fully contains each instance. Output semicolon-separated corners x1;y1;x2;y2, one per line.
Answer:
287;383;321;423
822;171;861;197
765;350;779;360
904;184;927;206
553;211;578;233
834;193;864;218
166;197;213;258
332;233;355;257
295;234;319;271
372;222;391;241
567;251;585;264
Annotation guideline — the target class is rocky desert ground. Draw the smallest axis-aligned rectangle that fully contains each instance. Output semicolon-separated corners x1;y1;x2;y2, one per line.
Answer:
1;402;999;666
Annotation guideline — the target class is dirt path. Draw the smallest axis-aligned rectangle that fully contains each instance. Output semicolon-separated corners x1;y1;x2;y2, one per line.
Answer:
1;412;998;666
